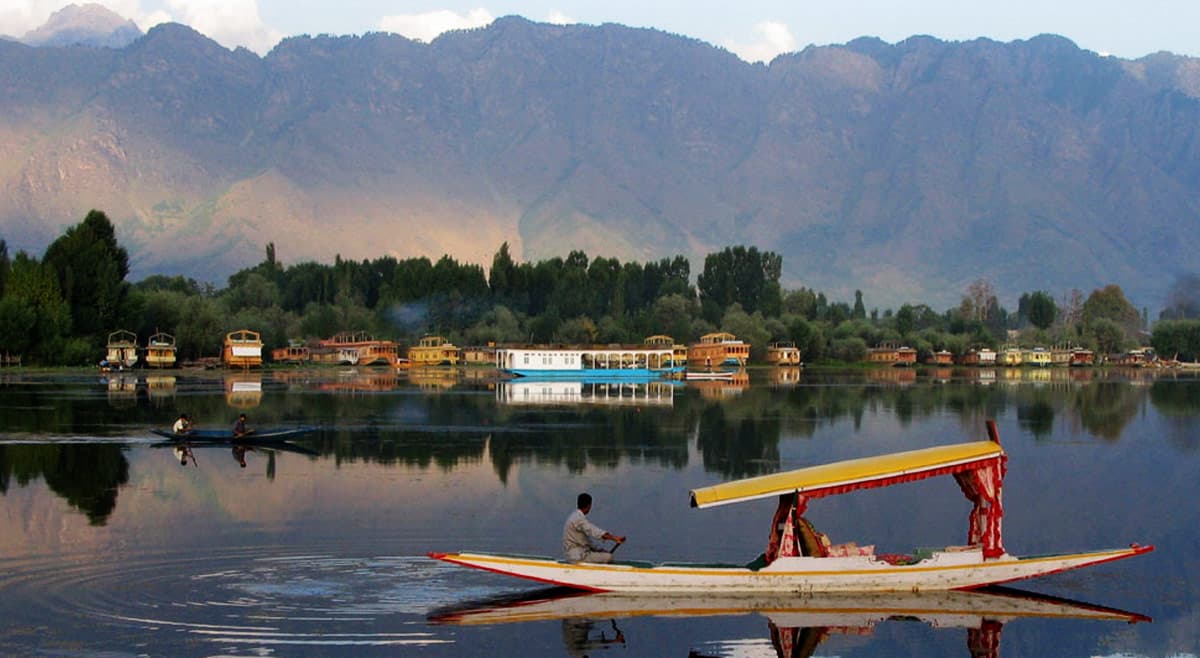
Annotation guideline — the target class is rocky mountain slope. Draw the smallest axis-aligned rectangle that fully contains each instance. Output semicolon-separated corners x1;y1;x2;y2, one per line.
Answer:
1;16;1197;308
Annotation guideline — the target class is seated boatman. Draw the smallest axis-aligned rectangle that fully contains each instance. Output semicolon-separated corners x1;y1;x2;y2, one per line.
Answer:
562;493;625;563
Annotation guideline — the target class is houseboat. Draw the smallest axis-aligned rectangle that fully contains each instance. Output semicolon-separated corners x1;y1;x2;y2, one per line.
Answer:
644;335;687;368
271;341;310;364
104;330;139;369
462;344;497;365
765;341;802;366
959;347;997;366
1050;345;1073;366
687;332;750;369
1022;347;1052;367
318;331;399;366
926;349;954;366
1071;348;1095;367
496;345;680;379
997;346;1023;367
408;335;461;367
223;329;263;368
867;344;917;367
144;332;177;368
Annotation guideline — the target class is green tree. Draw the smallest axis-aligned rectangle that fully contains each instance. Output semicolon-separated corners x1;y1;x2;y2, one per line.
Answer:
697;246;783;321
0;239;8;295
42;210;130;344
1026;291;1058;330
1082;285;1141;343
1087;318;1127;355
853;290;866;320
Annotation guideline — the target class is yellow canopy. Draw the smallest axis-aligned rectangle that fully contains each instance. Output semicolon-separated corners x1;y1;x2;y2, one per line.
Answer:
690;441;1005;509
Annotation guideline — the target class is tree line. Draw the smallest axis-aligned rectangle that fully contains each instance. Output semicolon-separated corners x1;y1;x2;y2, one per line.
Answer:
2;210;1199;365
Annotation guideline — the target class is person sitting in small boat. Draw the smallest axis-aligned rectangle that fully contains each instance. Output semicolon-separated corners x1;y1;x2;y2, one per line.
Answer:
232;413;253;438
563;493;625;563
172;413;193;435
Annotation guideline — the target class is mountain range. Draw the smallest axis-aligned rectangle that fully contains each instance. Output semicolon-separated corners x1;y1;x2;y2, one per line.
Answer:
1;7;1198;309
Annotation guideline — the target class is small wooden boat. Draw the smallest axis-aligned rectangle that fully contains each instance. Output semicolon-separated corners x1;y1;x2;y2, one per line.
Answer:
430;421;1151;593
150;426;316;443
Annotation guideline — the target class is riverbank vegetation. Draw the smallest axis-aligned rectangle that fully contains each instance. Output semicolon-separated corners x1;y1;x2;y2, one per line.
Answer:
2;210;1199;365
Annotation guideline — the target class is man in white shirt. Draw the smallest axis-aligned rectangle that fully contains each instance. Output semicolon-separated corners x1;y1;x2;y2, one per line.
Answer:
563;493;625;563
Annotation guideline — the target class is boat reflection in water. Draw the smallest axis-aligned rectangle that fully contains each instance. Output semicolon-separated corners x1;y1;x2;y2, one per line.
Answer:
497;378;676;407
430;587;1148;658
224;374;263;409
686;369;750;400
104;373;138;407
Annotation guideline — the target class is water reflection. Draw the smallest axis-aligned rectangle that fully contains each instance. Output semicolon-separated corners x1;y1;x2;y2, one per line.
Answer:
0;443;128;525
429;587;1149;658
497;379;676;407
224;374;263;409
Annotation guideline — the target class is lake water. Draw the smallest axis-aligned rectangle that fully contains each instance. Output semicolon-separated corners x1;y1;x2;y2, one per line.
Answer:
0;366;1196;657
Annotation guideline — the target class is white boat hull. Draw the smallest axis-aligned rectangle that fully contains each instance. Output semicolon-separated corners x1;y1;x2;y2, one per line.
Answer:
429;544;1151;593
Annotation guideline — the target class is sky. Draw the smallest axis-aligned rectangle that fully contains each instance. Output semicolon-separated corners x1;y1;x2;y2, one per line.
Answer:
0;0;1197;63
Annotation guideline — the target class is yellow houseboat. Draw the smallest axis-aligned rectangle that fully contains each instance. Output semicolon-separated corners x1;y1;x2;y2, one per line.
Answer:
997;346;1023;367
1023;347;1051;367
409;335;461;367
144;332;177;369
644;335;688;368
223;329;263;368
105;330;139;369
765;341;802;366
687;332;750;369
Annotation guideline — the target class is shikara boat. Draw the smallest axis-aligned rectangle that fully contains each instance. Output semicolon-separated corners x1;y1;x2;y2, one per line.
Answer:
429;421;1151;593
150;426;316;443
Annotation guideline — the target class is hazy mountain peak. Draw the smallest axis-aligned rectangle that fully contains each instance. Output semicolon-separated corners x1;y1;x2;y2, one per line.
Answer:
22;3;142;48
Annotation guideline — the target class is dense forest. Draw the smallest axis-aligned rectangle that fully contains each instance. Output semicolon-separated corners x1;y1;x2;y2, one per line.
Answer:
2;210;1200;366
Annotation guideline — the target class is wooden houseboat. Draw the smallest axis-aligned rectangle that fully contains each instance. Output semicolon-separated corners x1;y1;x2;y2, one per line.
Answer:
959;348;997;366
271;342;311;364
867;345;899;366
1050;345;1073;367
318;331;399;366
926;349;954;366
997;346;1023;367
1022;347;1052;367
1070;348;1095;367
765;341;802;366
105;330;139;369
409;335;461;367
144;332;177;369
687;332;750;370
644;335;688;368
223;329;263;368
462;345;497;365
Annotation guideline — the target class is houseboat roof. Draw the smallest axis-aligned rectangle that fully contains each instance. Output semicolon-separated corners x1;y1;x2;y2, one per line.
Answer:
690;440;1005;509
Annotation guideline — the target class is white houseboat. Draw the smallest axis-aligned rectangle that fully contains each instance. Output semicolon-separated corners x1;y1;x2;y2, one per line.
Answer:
496;345;682;379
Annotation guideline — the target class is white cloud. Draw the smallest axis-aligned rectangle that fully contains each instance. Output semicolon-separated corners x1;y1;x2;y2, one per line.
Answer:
545;10;574;26
164;0;283;53
723;20;797;63
378;8;494;43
